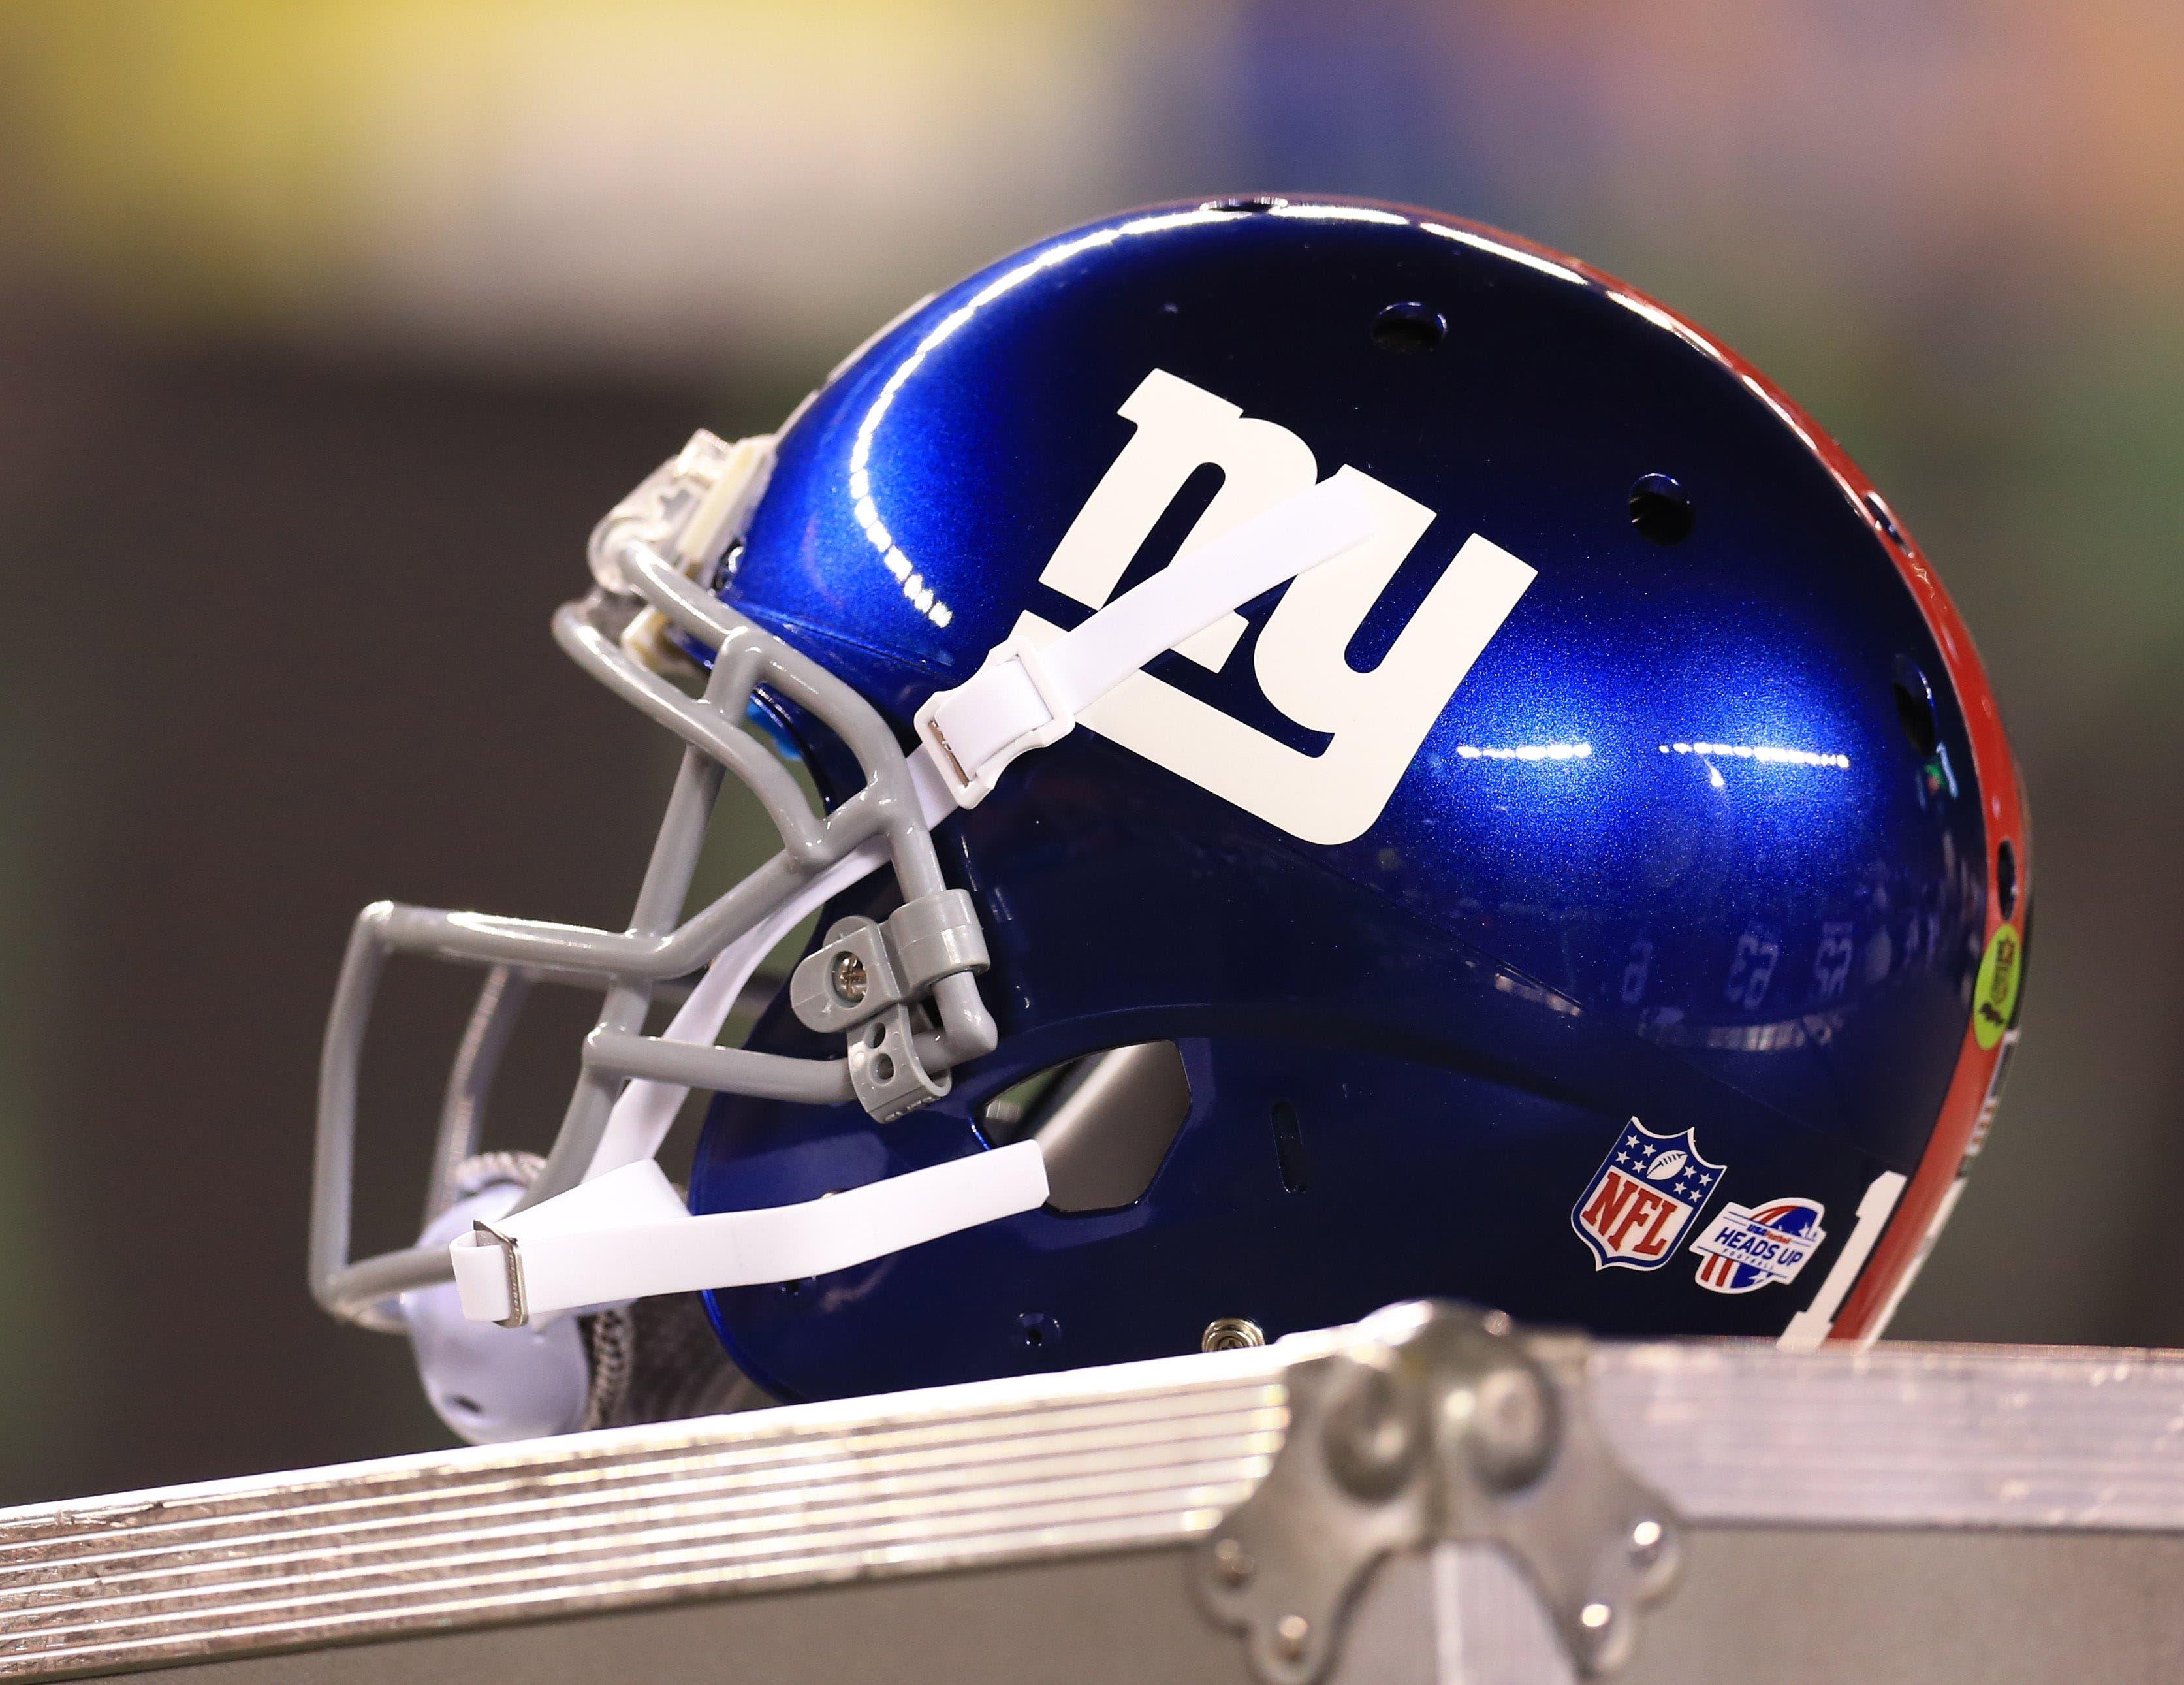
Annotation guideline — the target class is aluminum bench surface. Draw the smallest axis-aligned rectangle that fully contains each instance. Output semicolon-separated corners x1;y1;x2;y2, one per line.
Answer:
5;1322;2182;1682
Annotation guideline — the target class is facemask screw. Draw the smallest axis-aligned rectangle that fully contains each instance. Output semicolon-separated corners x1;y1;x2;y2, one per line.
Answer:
1203;1317;1266;1353
829;951;868;1005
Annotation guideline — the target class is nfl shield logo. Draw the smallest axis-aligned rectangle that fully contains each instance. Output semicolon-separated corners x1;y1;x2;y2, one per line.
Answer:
1571;1119;1724;1271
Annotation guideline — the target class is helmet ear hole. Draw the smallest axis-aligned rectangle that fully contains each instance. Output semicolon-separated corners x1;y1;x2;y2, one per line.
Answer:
981;1042;1192;1213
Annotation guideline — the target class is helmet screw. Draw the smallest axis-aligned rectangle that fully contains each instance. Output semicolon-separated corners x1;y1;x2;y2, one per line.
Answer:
1212;1536;1255;1586
1273;1614;1312;1661
829;950;868;1004
1203;1317;1266;1353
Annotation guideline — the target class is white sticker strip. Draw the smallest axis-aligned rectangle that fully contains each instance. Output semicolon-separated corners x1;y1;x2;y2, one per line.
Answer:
1777;1170;1907;1352
1861;1175;1968;1348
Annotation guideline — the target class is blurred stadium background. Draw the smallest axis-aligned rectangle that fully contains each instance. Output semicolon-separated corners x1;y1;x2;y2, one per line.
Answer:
1;1;2178;1505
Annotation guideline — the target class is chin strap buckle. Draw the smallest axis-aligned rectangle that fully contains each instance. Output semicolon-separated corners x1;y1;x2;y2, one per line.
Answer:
467;1221;528;1330
914;632;1080;809
912;473;1376;808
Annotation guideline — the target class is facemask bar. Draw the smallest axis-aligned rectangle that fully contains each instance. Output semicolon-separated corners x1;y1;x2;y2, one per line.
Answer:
311;442;997;1331
421;965;530;1231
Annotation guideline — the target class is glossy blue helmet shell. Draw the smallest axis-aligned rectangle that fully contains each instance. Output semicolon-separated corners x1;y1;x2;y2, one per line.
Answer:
688;198;2029;1400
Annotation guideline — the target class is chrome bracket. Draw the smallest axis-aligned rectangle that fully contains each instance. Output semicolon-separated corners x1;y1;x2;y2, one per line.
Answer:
1197;1301;1679;1683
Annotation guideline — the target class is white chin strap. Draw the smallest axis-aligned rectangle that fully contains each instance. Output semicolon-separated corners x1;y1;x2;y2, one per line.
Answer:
451;1146;1051;1326
449;474;1376;1326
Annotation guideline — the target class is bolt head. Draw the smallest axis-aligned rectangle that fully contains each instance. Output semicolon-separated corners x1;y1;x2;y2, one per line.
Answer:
1203;1317;1266;1353
829;950;868;1004
1273;1614;1312;1661
1212;1536;1254;1586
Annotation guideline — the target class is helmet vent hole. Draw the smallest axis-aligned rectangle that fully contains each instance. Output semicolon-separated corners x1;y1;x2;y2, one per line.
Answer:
1997;839;2019;920
1271;1101;1311;1194
1018;1310;1060;1349
1202;195;1286;214
1865;490;1906;547
1892;657;1940;758
1372;301;1446;354
1628;474;1695;545
447;1394;483;1417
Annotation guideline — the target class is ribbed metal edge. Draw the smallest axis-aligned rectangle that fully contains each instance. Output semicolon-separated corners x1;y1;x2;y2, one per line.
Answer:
1591;1339;2184;1530
0;1341;1308;1679
7;1331;2184;1680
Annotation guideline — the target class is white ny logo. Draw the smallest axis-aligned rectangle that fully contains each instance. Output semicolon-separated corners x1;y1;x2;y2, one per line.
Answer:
1011;369;1536;845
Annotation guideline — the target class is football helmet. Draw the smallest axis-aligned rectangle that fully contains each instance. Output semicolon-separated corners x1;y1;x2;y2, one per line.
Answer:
311;197;2029;1426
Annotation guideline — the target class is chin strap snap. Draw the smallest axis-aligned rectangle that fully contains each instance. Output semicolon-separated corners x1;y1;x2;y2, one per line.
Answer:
400;1153;768;1439
447;471;1377;1324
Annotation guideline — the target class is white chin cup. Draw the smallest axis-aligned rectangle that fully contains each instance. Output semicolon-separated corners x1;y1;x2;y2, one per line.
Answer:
400;1183;595;1445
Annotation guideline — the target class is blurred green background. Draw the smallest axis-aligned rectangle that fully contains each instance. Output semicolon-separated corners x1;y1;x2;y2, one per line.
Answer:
0;1;2178;1506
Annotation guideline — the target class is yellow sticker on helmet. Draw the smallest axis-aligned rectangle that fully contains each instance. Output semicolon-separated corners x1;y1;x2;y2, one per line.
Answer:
1973;923;2023;1050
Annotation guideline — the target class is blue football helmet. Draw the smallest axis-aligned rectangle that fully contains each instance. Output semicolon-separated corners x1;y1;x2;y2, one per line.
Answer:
313;197;2029;1431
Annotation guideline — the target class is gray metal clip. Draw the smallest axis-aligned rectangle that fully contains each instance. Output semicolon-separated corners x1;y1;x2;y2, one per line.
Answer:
789;893;988;1122
1197;1301;1679;1683
791;892;989;1036
844;1003;950;1121
792;915;906;1033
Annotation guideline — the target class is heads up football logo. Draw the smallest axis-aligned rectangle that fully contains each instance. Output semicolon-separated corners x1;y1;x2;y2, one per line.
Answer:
1012;369;1536;846
1572;1119;1723;1271
1690;1197;1828;1294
